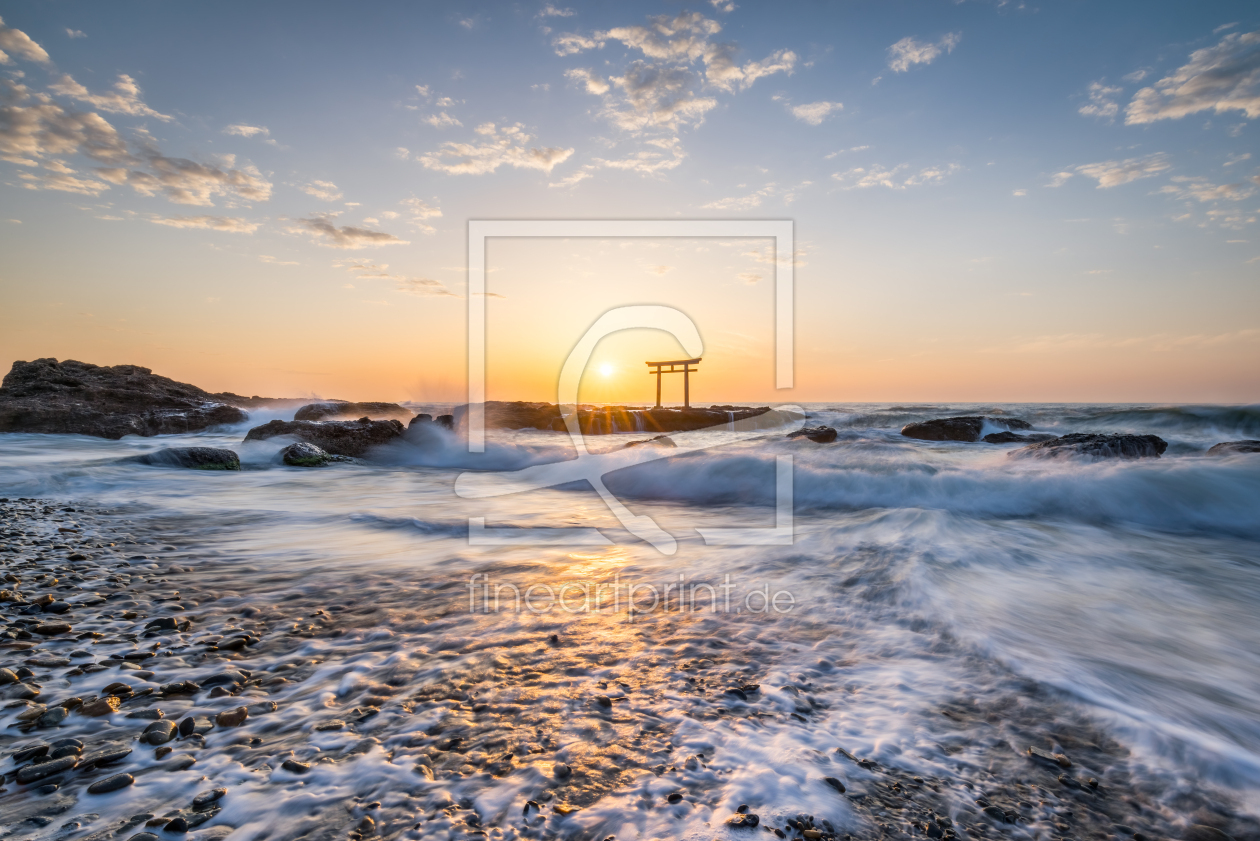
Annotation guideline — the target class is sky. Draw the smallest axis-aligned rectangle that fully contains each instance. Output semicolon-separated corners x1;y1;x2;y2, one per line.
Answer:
0;0;1257;405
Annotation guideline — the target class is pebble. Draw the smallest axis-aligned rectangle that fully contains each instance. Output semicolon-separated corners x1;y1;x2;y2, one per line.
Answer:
143;719;177;745
39;706;69;726
727;813;760;828
80;696;122;716
823;776;846;793
282;758;311;774
87;773;135;794
192;788;227;810
215;706;248;727
17;754;77;783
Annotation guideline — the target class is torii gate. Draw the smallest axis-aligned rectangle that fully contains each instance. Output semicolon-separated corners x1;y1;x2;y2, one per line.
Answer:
646;357;701;409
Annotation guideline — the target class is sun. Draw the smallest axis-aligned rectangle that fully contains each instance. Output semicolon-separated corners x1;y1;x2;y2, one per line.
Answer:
599;364;613;377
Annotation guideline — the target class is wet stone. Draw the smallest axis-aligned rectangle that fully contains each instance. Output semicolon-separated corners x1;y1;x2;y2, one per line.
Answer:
87;772;135;794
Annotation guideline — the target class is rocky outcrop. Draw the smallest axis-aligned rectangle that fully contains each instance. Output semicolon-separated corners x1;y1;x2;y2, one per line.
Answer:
788;426;838;443
243;418;404;457
132;447;241;470
1206;440;1260;456
901;416;1033;443
1009;433;1168;460
409;413;455;430
623;434;676;449
983;431;1057;444
294;401;412;422
0;359;249;439
451;401;794;434
279;441;353;466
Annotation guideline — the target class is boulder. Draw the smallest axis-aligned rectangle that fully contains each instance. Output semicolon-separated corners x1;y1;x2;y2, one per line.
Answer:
1206;440;1260;456
788;426;838;443
983;431;1057;444
279;441;349;467
243;418;404;457
293;401;412;422
901;416;1032;443
623;434;676;449
409;413;433;427
133;447;241;470
0;358;249;439
1009;433;1168;460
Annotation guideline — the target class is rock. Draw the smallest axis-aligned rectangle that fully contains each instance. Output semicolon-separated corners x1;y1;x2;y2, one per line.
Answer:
0;358;250;439
450;401;796;434
281;758;310;774
901;416;1032;442
1028;746;1072;767
80;696;122;716
17;755;77;783
193;788;226;810
279;441;350;467
216;706;248;727
159;680;201;696
983;431;1056;444
294;401;411;422
0;667;19;684
126;708;164;720
788;425;838;443
179;715;215;737
622;434;676;449
43;600;71;614
823;776;846;793
39;706;69;726
595;694;612;709
82;746;132;767
33;622;72;635
145;617;180;632
129;834;160;841
1009;433;1167;461
14;744;50;762
727;813;760;828
133;447;240;471
165;816;190;833
1206;440;1260;456
143;719;177;745
554;762;572;778
243;418;404;457
314;719;345;731
87;773;134;794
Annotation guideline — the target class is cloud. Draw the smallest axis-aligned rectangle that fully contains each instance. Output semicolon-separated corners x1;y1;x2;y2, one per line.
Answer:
151;214;259;233
260;255;299;265
1158;175;1255;203
424;111;462;128
17;168;111;195
558;12;794;133
1006;328;1260;354
824;145;870;159
97;148;273;206
738;271;761;284
340;259;457;297
65;29;86;39
1073;153;1170;188
704;184;773;209
290;216;409;249
1126;30;1260;124
594;136;686;173
1123;69;1149;83
645;264;673;276
710;0;737;12
401;197;442;232
1078;81;1123;119
49;74;171;121
300;179;343;201
549;168;592;187
0;16;50;64
790;100;842;125
539;4;575;17
744;244;807;267
1013;189;1027;196
887;32;960;73
1047;171;1074;187
0;79;132;166
832;162;961;189
224;124;269;138
419;122;573;175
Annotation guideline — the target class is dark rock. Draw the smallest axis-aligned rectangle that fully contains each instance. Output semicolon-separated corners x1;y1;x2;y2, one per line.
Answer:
144;617;179;632
436;414;454;429
87;773;134;794
622;434;676;449
901;416;1032;442
159;680;201;696
823;776;846;793
143;719;177;745
13;743;50;763
281;758;310;774
243;418;404;457
82;746;132;767
128;835;160;841
33;622;72;635
450;401;797;434
293;401;411;422
132;447;240;471
43;600;71;613
788;425;838;443
727;813;760;828
165;816;190;833
0;358;249;439
1206;440;1260;456
17;755;77;783
554;762;571;778
1010;433;1168;460
216;706;248;727
192;788;226;810
408;413;433;427
281;441;333;466
79;696;121;716
983;431;1056;444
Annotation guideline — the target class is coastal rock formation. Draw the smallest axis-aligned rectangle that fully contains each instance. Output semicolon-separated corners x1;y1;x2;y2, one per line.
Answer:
1009;433;1168;460
788;425;839;443
280;442;350;466
293;401;412;422
133;447;241;470
902;416;1033;443
451;401;795;434
243;418;404;457
0;359;249;439
983;431;1057;444
1206;440;1260;456
409;413;455;430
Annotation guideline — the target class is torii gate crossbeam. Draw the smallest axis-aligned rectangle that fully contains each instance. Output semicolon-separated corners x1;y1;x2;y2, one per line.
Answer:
645;357;702;409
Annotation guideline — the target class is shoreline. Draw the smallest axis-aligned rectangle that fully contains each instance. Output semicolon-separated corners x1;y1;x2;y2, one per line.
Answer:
3;498;1259;840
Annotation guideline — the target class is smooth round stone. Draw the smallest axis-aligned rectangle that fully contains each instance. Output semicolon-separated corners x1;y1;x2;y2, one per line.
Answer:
88;773;135;794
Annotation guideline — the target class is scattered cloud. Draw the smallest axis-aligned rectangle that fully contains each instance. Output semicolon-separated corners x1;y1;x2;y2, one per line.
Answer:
300;179;343;201
224;124;269;138
424;111;462;129
1078;81;1122;119
824;145;870;159
549;168;593;187
565;67;611;95
151;214;259;233
539;4;575;17
887;32;960;73
1214;22;1240;34
738;271;761;284
1013;189;1027;196
593;136;686;174
340;260;457;297
1224;152;1251;166
98;150;272;206
17;168;111;195
645;264;673;275
0;16;50;64
65;29;86;39
710;0;737;12
400;197;442;232
833;162;961;189
290;216;408;249
704;184;774;210
790;100;843;125
1126;30;1260;124
1047;171;1074;187
420;122;573;175
1158;175;1255;203
49;73;171;121
1073;153;1170;188
1123;68;1149;83
260;255;299;265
